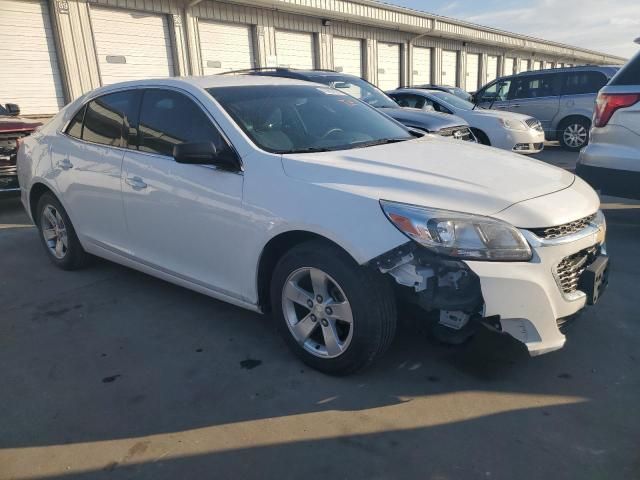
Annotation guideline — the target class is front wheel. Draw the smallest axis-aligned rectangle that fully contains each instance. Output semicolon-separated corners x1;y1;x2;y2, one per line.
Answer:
270;240;397;375
559;118;590;151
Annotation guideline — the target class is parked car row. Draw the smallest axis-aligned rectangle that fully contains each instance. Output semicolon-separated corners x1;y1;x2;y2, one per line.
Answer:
17;69;611;374
0;104;41;194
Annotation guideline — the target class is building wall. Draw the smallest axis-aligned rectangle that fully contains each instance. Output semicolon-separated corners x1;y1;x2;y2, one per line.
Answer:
25;0;626;114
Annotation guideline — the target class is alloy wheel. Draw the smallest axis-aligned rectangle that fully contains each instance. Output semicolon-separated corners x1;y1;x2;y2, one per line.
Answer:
563;123;588;148
281;267;354;358
41;205;68;259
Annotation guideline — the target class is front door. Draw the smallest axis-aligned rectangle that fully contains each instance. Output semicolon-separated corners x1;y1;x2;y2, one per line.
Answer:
121;88;248;298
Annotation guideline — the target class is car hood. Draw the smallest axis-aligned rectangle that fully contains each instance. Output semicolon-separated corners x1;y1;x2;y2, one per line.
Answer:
0;116;42;132
281;135;575;219
468;108;533;122
379;107;468;131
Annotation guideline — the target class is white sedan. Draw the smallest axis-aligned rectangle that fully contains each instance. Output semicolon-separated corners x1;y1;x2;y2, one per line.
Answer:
18;76;608;374
388;88;546;154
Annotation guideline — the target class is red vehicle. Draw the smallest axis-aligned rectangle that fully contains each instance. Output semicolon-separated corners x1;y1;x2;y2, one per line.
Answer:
1;103;42;193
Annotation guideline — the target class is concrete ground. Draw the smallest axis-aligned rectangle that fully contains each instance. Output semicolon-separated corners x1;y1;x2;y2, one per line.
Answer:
1;145;639;480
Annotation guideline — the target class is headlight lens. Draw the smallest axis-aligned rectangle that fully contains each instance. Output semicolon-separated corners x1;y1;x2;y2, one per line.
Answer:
380;200;532;261
499;118;528;131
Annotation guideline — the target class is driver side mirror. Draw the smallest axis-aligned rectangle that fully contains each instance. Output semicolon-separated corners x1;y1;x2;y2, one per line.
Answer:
5;103;20;116
173;142;240;171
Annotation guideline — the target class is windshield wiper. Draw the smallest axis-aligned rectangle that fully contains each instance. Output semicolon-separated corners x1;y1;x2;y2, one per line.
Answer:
280;147;334;154
345;137;410;150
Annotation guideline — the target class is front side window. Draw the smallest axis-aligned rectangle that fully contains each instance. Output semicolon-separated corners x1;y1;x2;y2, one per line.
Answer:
428;91;474;111
477;80;511;102
392;94;426;109
562;71;608;95
138;89;227;157
208;85;413;154
82;91;140;148
511;74;559;99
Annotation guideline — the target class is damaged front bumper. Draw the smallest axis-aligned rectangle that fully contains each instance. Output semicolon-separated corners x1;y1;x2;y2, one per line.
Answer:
371;226;608;356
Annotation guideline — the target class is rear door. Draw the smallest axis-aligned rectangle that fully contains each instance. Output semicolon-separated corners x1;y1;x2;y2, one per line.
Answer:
53;90;140;252
559;70;609;118
121;88;246;296
509;73;561;134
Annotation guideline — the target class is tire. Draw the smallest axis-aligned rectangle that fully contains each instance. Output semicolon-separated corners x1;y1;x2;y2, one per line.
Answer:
471;128;491;146
36;192;90;270
270;240;397;375
559;117;590;151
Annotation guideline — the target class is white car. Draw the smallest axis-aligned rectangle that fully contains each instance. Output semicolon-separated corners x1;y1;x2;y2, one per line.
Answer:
388;88;546;154
18;76;609;374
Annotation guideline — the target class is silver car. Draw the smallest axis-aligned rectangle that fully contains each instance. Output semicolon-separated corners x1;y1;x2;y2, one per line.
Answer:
577;48;640;199
474;66;619;151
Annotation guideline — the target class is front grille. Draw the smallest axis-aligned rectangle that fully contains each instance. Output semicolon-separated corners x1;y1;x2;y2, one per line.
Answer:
529;213;596;240
555;246;599;294
525;118;543;131
0;131;30;172
438;126;475;142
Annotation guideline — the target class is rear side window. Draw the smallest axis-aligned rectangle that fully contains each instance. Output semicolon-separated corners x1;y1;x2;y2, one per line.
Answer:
562;71;608;95
138;89;227;157
610;52;640;86
511;74;560;99
66;105;86;138
82;91;140;148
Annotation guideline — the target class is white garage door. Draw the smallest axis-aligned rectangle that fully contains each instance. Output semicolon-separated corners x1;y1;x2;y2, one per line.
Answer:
91;7;174;85
519;59;530;73
486;55;499;83
533;60;542;70
441;50;458;86
544;61;553;69
412;46;431;85
0;0;64;115
504;57;515;76
275;30;315;69
198;21;255;74
465;53;480;92
333;37;362;76
377;42;401;90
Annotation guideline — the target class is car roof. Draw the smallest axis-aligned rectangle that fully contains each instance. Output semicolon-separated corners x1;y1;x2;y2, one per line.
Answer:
87;74;317;97
511;65;619;78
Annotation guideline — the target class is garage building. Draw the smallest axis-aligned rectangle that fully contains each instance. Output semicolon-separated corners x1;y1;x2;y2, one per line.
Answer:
0;0;625;115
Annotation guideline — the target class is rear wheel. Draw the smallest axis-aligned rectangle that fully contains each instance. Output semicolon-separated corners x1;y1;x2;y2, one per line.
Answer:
559;117;590;151
270;240;396;375
36;193;89;270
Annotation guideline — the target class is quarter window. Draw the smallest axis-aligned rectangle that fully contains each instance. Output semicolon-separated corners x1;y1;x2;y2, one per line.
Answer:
138;89;226;157
66;105;86;139
82;91;140;148
562;71;608;95
511;74;559;99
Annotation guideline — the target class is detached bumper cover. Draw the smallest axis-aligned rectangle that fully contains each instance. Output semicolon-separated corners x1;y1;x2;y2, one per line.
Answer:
465;227;606;356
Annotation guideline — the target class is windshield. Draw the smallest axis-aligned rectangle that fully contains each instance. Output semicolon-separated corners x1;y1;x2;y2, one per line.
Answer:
0;104;7;116
429;91;475;110
208;85;412;154
310;75;399;109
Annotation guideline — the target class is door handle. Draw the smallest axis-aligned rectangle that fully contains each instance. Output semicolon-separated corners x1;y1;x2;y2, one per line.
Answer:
56;158;73;170
494;105;508;109
126;176;147;190
511;104;521;108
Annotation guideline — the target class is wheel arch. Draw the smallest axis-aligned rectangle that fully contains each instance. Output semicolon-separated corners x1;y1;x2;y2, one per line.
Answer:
470;127;491;145
557;114;591;131
256;230;358;313
28;181;57;221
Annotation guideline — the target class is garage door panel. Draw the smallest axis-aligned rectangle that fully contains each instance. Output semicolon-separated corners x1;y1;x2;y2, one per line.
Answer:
465;53;480;92
0;0;64;115
276;30;315;69
412;46;431;85
442;50;458;86
198;21;255;74
333;37;362;76
377;42;400;90
486;55;498;83
91;6;174;85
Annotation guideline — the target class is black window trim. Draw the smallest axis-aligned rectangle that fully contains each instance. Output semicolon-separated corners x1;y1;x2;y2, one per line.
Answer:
559;70;609;96
60;85;243;172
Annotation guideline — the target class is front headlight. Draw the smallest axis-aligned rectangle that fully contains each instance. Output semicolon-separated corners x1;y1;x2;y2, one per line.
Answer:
380;200;532;261
499;118;528;131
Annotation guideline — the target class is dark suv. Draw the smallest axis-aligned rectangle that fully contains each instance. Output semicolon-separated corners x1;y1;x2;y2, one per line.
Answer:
1;103;42;193
227;68;475;142
474;65;619;150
